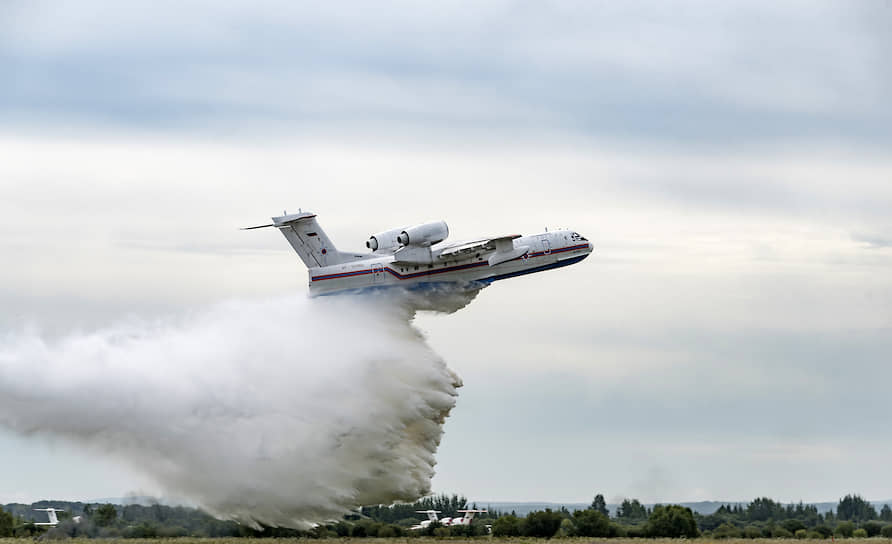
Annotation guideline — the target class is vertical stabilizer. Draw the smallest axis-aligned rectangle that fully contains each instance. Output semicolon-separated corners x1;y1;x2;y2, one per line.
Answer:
33;508;62;526
270;211;364;269
242;210;366;269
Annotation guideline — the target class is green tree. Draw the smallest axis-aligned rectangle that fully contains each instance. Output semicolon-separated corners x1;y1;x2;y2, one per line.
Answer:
94;504;118;527
852;528;867;538
523;509;563;538
835;521;855;537
492;515;521;537
772;527;793;538
556;518;576;538
377;524;404;537
361;493;469;524
783;518;806;533
453;522;487;537
572;509;611;537
863;521;883;537
645;505;699;538
333;521;351;536
747;497;784;522
837;494;877;521
0;509;14;537
881;504;892;522
616;498;648;520
713;522;742;539
123;522;158;538
881;525;892;538
590;494;609;517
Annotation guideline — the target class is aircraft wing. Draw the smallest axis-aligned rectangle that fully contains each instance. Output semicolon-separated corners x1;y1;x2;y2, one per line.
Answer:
438;234;521;260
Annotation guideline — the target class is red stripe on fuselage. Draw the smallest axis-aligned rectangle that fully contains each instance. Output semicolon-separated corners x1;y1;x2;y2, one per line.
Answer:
310;243;589;282
385;260;488;280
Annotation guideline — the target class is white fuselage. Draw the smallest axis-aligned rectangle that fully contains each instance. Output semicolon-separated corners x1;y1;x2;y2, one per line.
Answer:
308;229;593;296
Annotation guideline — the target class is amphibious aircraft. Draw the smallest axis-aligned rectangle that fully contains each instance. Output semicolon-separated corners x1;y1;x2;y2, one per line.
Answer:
244;210;592;296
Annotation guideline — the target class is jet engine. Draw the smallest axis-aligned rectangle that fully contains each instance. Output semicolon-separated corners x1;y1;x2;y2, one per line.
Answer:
397;221;449;247
366;228;405;251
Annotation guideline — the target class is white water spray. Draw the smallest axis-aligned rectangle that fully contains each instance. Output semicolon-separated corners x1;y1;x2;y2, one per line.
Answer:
0;289;482;528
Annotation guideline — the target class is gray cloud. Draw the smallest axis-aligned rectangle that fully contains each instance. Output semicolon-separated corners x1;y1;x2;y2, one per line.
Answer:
2;1;890;147
852;231;892;249
458;327;892;438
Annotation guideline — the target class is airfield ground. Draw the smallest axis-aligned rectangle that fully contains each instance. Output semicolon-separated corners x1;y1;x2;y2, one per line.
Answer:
4;539;892;544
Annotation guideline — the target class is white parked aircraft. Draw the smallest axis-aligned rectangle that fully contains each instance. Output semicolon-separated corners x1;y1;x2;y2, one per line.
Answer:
245;211;593;296
410;509;488;531
32;508;81;527
410;510;441;531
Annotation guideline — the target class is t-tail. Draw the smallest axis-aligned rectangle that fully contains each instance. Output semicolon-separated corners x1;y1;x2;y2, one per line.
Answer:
242;210;363;269
33;508;62;526
456;509;488;525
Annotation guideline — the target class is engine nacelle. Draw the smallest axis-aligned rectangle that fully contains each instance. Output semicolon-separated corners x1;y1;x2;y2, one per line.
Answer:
366;228;405;251
397;221;449;247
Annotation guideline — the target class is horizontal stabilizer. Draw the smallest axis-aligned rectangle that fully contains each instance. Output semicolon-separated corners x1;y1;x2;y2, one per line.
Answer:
242;212;317;231
240;223;275;230
272;212;317;225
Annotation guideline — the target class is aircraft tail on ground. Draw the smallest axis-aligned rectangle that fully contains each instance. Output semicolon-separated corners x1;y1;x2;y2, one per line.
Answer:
33;508;62;526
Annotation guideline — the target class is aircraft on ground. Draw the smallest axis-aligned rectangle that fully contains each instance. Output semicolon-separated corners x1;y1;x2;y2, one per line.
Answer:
410;509;488;531
32;508;81;527
244;211;593;296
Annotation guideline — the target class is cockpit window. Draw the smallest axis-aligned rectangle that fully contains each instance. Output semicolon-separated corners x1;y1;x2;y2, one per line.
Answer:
570;232;588;242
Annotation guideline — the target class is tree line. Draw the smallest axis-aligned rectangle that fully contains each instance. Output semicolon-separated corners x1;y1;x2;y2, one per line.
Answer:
696;494;892;539
3;492;892;539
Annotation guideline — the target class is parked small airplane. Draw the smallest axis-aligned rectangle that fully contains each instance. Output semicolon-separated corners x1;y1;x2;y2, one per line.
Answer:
244;210;593;296
32;508;81;527
410;509;488;531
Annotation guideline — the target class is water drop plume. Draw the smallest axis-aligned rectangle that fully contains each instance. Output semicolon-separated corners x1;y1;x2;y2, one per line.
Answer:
0;287;484;528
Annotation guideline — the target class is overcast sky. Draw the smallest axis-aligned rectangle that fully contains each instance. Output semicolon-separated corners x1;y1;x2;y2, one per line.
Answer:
2;0;891;506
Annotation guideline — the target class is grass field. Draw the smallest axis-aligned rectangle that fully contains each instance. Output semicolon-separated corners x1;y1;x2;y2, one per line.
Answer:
4;539;892;544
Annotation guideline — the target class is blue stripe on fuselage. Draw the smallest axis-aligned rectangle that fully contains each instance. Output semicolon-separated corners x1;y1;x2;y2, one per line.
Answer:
311;243;589;282
482;254;589;283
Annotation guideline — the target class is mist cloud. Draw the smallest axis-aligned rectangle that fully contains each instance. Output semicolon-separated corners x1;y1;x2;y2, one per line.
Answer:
0;292;469;528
